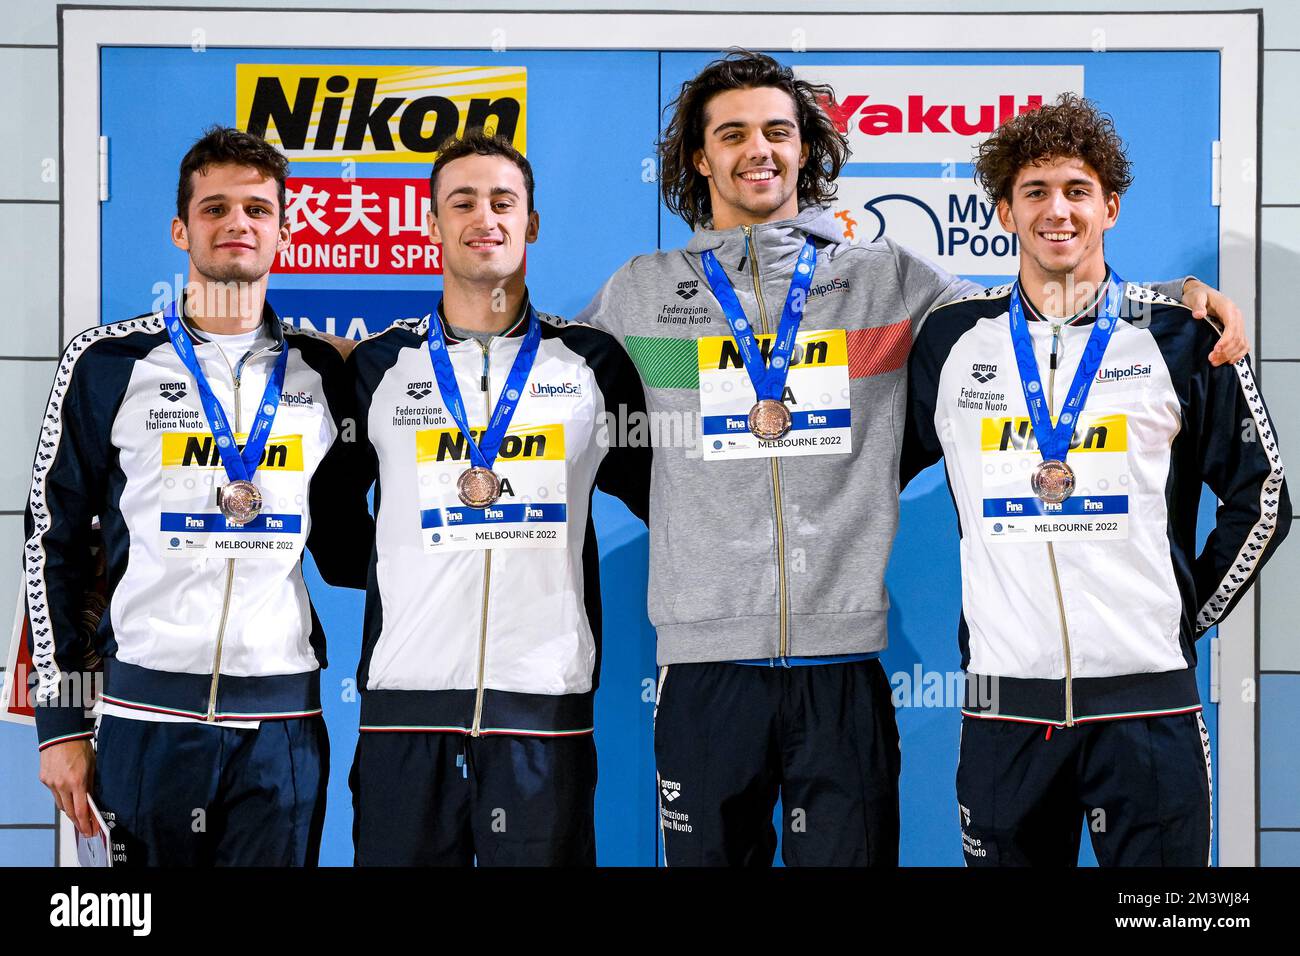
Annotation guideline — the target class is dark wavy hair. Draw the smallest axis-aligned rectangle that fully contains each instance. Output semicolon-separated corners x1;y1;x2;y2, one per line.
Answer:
974;93;1133;206
177;125;290;224
429;129;535;214
658;49;850;228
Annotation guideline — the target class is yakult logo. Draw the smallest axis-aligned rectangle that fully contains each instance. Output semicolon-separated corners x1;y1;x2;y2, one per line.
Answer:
795;65;1084;163
821;92;1044;137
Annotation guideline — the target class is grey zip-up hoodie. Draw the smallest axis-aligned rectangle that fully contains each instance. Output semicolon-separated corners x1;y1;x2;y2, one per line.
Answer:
577;204;1187;666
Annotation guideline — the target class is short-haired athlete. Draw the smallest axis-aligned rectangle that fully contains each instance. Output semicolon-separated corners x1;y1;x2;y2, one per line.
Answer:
27;126;372;865
902;94;1291;866
346;132;649;866
577;50;1251;867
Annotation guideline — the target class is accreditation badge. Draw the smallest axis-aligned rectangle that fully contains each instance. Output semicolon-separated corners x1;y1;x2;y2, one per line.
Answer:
980;413;1131;542
416;421;568;552
158;431;306;557
697;328;852;461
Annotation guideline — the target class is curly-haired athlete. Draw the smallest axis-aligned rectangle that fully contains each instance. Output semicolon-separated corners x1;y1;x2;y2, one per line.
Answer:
578;52;1249;867
903;94;1290;865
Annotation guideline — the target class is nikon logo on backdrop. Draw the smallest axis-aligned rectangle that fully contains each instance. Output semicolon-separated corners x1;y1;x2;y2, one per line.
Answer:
237;65;527;162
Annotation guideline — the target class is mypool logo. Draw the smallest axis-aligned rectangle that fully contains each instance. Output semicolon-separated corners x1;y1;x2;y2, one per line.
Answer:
1096;363;1152;384
833;179;1019;273
529;382;582;398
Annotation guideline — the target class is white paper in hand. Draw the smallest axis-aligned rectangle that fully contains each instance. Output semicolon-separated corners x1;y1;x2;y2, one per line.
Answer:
75;798;112;868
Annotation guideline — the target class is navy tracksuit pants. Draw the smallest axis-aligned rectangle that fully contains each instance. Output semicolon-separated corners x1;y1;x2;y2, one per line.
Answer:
653;659;901;867
92;714;329;867
350;731;597;867
957;711;1213;866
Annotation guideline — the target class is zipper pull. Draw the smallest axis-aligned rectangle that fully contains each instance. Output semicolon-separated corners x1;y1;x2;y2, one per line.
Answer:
480;344;489;392
738;226;750;273
1050;325;1061;371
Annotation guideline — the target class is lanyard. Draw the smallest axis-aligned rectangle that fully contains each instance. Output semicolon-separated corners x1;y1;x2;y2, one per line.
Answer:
700;235;817;402
425;302;541;471
1008;272;1124;462
165;300;287;484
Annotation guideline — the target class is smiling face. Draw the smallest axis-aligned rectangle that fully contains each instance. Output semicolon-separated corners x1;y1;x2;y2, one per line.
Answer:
171;162;288;285
426;152;539;288
693;85;810;230
997;154;1119;286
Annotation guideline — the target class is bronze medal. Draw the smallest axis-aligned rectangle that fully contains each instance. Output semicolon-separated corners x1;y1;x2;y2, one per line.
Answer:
218;479;263;526
748;399;792;441
457;466;502;509
1031;459;1075;504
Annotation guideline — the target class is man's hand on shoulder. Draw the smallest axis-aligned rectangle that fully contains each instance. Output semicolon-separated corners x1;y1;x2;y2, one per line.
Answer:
1182;278;1248;366
320;333;357;360
39;739;98;837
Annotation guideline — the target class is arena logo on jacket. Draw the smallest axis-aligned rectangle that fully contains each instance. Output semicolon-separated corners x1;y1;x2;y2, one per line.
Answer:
416;422;568;552
158;431;306;557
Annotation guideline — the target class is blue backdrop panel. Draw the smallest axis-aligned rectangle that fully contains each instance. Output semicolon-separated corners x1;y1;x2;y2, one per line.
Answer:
97;44;1220;867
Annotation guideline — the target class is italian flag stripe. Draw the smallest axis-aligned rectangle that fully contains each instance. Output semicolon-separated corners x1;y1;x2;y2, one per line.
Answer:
624;335;699;390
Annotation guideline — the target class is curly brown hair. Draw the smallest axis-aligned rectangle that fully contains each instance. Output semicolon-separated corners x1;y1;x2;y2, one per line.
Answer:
658;49;850;228
177;125;290;224
973;93;1133;206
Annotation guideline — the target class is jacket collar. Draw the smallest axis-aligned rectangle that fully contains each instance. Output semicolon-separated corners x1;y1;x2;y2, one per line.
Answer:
179;299;286;350
1017;266;1116;327
436;292;533;345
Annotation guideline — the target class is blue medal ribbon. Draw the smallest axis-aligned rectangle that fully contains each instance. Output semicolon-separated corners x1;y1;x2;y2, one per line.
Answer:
1008;271;1125;463
700;236;817;403
425;301;541;471
165;299;287;487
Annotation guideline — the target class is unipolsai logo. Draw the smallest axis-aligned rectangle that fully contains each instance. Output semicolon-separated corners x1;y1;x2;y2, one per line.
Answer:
1096;363;1152;384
